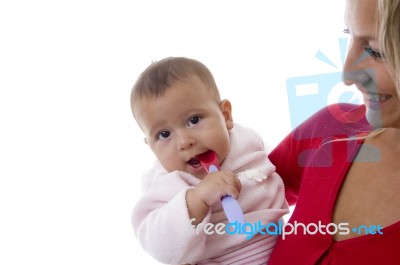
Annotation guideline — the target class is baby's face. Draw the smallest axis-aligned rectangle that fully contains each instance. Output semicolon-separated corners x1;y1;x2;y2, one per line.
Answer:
135;75;233;179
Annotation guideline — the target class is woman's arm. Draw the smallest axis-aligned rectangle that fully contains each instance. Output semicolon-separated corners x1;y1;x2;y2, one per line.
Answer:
268;103;367;205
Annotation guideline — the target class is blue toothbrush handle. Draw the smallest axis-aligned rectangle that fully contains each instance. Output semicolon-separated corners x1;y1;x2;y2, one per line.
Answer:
208;165;246;224
221;196;246;224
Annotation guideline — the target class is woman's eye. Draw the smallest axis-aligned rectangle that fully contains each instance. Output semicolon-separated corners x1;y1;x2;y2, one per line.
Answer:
188;116;201;127
157;130;171;140
364;47;383;61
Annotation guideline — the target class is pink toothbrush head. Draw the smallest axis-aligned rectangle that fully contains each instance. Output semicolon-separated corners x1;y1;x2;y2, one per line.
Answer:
197;150;245;224
196;150;220;172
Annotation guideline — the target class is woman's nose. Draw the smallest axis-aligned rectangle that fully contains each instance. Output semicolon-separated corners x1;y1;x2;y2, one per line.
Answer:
342;42;373;87
342;40;360;86
342;68;373;87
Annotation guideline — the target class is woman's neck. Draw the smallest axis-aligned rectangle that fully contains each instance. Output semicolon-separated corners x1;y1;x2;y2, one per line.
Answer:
369;128;400;156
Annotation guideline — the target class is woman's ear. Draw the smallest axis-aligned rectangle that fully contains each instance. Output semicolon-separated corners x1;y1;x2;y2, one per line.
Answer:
220;99;234;130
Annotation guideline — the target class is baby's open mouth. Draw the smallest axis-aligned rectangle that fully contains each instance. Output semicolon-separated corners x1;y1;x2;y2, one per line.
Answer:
187;158;202;168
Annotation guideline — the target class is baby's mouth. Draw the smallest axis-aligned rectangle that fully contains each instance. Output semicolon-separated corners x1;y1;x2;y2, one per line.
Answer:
187;158;202;168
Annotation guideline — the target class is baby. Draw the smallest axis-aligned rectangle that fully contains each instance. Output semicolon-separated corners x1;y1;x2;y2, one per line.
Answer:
131;57;288;264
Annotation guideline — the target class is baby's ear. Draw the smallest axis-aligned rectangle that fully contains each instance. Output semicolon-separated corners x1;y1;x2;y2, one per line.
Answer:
220;99;234;130
226;120;234;130
144;138;148;145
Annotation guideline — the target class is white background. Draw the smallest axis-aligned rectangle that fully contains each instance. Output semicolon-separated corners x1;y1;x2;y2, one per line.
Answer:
1;0;346;264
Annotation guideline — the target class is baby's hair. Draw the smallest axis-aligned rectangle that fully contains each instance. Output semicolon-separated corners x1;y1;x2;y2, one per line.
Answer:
131;57;221;117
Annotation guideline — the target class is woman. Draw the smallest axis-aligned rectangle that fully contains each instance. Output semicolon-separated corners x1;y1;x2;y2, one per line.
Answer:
267;0;400;264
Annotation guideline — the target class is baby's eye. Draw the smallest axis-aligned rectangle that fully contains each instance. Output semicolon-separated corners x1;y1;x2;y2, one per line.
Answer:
364;47;383;61
187;116;201;128
157;130;171;140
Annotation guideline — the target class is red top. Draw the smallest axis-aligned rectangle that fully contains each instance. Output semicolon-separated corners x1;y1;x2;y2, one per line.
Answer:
268;104;400;265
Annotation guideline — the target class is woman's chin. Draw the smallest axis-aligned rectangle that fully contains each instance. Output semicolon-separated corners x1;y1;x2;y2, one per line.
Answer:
365;108;383;128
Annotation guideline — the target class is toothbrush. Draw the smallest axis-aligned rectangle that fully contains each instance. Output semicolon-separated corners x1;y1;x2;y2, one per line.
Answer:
197;150;245;224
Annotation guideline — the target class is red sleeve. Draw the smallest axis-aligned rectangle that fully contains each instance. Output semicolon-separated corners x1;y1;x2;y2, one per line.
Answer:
268;129;322;206
268;103;369;206
268;132;301;205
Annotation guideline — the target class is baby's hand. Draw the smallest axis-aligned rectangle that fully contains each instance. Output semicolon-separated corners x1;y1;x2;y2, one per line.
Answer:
186;171;241;225
194;171;241;207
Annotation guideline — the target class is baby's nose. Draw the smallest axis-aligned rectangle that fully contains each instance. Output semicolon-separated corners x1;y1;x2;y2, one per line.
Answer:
177;131;195;150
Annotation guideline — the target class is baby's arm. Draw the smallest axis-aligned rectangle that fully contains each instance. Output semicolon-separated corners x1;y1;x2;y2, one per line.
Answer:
133;186;206;264
186;170;241;225
132;169;241;263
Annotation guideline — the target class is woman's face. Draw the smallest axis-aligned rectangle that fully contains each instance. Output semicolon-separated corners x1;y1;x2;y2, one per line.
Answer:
343;0;400;128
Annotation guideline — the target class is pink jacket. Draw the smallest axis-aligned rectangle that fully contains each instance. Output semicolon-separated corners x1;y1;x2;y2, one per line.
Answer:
132;124;289;264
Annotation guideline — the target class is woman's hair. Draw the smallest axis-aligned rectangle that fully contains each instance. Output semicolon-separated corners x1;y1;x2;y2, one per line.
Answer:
131;57;221;116
377;0;400;90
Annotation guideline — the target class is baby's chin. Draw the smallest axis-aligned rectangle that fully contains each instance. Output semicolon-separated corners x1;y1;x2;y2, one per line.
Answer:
192;172;208;179
185;163;207;179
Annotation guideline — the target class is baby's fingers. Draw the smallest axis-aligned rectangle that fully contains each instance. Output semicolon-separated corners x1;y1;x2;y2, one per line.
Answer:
220;172;241;198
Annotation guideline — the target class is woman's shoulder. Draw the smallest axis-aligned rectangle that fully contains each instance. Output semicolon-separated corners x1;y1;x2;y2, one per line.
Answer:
292;103;372;140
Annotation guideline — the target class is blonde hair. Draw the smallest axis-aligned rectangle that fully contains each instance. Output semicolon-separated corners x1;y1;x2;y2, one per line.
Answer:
377;0;400;90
